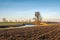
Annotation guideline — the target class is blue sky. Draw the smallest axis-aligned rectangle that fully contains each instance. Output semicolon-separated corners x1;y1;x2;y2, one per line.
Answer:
0;0;60;22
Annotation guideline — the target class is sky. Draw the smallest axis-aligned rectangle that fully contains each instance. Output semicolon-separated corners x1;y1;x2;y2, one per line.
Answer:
0;0;60;22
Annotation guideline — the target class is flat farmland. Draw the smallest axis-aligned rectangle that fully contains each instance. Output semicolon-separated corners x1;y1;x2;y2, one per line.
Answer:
0;23;60;40
0;22;27;26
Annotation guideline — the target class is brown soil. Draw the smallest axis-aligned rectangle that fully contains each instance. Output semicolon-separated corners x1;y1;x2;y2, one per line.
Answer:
0;24;60;40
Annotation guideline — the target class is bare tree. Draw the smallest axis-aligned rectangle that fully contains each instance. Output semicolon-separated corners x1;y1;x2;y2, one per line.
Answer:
35;12;42;25
2;18;7;22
